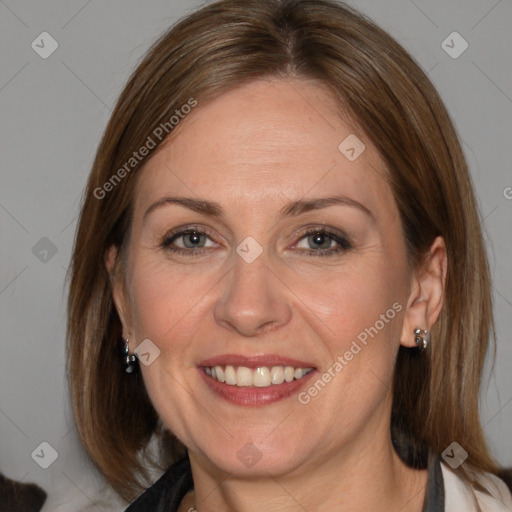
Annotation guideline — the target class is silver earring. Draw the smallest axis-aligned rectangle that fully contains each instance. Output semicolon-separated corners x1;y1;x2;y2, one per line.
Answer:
123;337;137;373
413;328;430;352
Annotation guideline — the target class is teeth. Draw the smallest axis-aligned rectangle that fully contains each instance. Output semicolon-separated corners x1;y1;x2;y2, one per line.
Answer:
225;365;236;385
205;365;313;387
236;366;253;386
253;367;270;387
271;366;284;384
215;366;225;383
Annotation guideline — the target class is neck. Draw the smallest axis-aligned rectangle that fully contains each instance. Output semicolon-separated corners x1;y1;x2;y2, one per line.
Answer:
184;426;427;512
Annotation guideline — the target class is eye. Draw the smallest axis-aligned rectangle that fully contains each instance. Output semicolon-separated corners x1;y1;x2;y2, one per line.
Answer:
161;227;218;255
160;226;351;258
294;228;351;256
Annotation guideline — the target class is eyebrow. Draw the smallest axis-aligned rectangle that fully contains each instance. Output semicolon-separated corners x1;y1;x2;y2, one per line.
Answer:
143;195;374;223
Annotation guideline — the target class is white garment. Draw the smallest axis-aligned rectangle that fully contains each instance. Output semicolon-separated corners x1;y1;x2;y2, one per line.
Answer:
442;463;512;511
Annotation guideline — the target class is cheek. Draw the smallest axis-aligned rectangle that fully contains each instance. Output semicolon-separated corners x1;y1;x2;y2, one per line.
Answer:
127;257;215;344
289;256;407;348
288;257;407;422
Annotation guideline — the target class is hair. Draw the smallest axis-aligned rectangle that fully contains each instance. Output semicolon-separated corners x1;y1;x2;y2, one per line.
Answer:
66;0;501;504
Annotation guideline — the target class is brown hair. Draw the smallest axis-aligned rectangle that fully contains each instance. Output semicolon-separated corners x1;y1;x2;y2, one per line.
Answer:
67;0;500;502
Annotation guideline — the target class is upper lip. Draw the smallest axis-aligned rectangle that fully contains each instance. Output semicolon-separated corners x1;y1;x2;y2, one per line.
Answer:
198;354;316;369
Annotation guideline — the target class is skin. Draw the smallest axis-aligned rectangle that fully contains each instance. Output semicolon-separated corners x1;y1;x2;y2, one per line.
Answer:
107;77;447;512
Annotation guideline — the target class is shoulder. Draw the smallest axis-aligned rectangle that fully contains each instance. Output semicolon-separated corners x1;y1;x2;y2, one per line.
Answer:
124;458;193;512
441;462;512;512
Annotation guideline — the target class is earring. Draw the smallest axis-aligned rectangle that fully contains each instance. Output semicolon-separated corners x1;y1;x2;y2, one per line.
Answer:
413;328;430;352
123;337;137;373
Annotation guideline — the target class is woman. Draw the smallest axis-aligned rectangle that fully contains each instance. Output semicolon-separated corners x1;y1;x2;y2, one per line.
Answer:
66;0;512;510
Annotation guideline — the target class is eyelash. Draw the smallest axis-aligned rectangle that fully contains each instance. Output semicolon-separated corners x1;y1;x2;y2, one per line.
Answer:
160;226;352;257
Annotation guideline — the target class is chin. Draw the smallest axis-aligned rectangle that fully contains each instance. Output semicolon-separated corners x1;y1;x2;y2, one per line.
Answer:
191;427;316;478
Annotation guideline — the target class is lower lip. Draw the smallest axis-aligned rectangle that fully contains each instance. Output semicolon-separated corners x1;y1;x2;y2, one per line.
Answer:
198;368;317;406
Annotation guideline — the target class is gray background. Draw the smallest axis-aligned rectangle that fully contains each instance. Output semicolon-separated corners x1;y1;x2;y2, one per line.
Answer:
1;0;511;510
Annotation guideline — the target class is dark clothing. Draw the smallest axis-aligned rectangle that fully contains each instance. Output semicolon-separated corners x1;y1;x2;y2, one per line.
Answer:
125;458;193;512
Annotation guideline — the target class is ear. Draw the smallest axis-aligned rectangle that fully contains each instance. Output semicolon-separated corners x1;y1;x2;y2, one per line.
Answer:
400;236;447;348
105;245;132;339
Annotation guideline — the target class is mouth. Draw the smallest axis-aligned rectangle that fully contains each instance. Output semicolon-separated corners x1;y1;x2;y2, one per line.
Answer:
197;355;317;406
203;365;314;387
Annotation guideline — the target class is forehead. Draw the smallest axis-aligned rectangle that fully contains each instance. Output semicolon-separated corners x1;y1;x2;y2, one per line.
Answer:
135;77;395;221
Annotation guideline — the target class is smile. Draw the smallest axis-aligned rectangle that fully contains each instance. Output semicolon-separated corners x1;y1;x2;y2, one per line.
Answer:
203;365;314;387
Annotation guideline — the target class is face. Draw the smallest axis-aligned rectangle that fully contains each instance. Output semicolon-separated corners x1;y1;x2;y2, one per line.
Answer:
110;77;420;479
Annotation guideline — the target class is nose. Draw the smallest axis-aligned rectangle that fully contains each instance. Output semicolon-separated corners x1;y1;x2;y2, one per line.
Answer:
213;250;292;337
